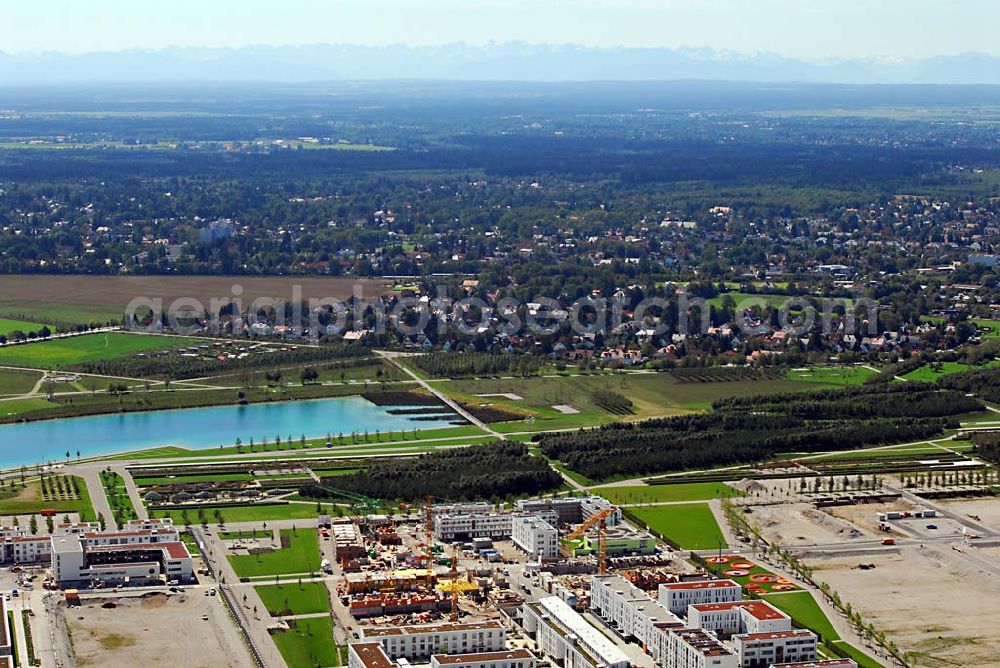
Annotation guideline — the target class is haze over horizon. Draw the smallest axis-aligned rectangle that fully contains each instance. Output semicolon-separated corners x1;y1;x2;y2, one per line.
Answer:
1;0;998;85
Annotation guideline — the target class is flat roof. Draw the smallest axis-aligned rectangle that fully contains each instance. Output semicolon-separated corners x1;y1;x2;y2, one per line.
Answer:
351;643;395;668
537;596;629;666
85;541;190;560
363;621;503;637
690;600;787;621
670;628;734;657
735;629;815;641
660;579;740;592
433;649;534;665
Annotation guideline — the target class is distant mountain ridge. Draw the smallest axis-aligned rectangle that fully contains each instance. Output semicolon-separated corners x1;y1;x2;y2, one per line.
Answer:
0;43;998;85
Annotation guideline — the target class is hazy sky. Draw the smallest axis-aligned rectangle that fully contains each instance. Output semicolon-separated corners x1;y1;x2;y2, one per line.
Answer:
1;0;996;60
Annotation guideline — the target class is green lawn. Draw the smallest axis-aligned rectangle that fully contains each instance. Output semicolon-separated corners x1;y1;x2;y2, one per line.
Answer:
589;483;744;505
155;503;320;525
763;591;840;642
271;616;340;668
255;581;331;616
439;372;827;430
0;475;94;520
0;317;44;336
0;333;198;368
220;529;273;540
629;503;727;550
831;641;885;668
134;472;256;486
0;369;42;395
787;366;876;385
228;529;320;578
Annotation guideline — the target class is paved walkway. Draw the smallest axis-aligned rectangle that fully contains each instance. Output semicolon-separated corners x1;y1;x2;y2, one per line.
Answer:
78;467;117;531
113;465;149;520
376;351;504;439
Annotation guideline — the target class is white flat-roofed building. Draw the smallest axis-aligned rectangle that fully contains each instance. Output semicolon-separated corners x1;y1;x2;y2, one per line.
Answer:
769;661;856;668
50;532;193;586
349;643;396;668
515;497;621;527
667;628;738;668
360;622;506;660
431;649;536;668
433;510;558;543
687;601;791;639
658;580;742;616
732;630;818;668
511;516;559;559
2;536;52;564
589;573;683;660
522;596;630;668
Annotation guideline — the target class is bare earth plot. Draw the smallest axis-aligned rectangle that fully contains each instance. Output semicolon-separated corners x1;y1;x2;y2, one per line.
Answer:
0;275;391;323
940;497;1000;532
748;503;874;546
807;547;1000;667
63;592;252;668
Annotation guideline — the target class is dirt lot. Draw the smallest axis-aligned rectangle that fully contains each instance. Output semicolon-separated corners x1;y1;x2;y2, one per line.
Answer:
940;497;1000;532
823;499;917;535
0;275;391;321
63;592;251;668
748;502;884;545
807;545;1000;667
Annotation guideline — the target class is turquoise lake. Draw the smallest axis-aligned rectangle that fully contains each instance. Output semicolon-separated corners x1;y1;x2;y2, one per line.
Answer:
0;396;460;467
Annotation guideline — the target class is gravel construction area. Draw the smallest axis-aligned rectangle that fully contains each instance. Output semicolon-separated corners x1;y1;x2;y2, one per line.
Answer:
940;497;1000;531
747;502;875;545
63;592;252;668
807;545;1000;667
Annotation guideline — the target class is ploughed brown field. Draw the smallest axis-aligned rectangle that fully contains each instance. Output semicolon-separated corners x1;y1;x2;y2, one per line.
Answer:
0;275;393;323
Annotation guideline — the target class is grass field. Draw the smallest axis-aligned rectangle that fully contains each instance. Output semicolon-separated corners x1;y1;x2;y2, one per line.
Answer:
155;502;320;524
629;503;726;550
255;582;331;616
589;483;744;505
228;528;320;578
0;476;94;520
901;359;1000;382
438;372;828;430
0;317;43;335
271;616;340;668
0;369;42;395
787;366;876;385
134;472;256;486
831;641;885;668
763;591;841;642
0;333;197;368
0;275;389;327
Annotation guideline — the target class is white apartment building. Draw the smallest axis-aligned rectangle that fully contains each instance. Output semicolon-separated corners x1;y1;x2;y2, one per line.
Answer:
666;628;738;668
515;496;621;527
360;622;506;660
431;649;537;668
590;574;684;659
687;601;791;639
731;630;818;668
349;643;396;668
658;580;743;617
433;511;558;542
522;596;630;668
50;531;193;586
2;536;52;564
511;516;559;559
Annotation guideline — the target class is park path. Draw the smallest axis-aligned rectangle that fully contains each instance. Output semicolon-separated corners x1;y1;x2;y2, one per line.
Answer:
376;351;503;439
77;467;117;531
112;465;149;520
